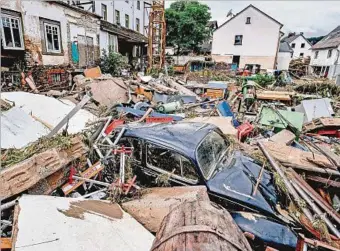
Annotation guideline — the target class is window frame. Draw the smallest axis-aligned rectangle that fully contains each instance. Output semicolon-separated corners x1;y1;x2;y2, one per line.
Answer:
108;33;118;53
327;49;332;58
315;51;319;59
291;43;295;48
301;43;305;48
101;4;107;21
234;35;243;45
246;17;251;24
1;13;24;50
125;14;130;28
115;10;120;25
137;1;141;10
299;52;304;57
136;18;140;32
145;142;199;184
43;23;61;54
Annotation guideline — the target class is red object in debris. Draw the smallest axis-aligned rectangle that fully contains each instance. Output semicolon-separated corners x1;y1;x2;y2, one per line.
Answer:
145;117;174;124
243;232;255;240
104;120;125;135
315;129;340;138
265;247;279;251
237;121;254;140
68;166;76;184
113;145;133;155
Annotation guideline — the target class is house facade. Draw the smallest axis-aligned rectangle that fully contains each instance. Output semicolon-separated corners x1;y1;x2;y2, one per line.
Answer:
211;5;283;69
281;32;312;58
277;41;293;70
68;0;149;65
309;26;340;79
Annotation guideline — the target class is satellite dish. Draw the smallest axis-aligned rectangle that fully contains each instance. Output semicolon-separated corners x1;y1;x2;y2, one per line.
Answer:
226;9;233;17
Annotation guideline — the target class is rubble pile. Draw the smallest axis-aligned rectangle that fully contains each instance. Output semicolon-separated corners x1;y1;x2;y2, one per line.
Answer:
289;57;311;78
1;66;340;251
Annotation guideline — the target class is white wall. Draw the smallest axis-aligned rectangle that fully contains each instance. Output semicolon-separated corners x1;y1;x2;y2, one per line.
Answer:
212;6;281;57
310;47;339;66
289;35;312;58
277;52;292;70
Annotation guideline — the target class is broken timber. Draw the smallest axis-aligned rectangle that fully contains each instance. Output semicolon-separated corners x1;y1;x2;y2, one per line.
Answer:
151;200;252;251
0;136;87;199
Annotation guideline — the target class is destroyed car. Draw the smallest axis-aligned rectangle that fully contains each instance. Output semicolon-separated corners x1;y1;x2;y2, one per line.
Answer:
115;122;297;250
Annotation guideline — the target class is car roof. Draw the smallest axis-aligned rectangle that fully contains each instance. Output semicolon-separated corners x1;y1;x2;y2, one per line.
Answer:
122;122;217;159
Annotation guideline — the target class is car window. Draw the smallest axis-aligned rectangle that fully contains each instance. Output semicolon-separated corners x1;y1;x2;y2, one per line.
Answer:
146;143;198;181
119;137;142;162
196;131;229;179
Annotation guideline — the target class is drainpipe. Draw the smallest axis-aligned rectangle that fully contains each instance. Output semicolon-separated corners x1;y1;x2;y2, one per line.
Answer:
332;48;340;78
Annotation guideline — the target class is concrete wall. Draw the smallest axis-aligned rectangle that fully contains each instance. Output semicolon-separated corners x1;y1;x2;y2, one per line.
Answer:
289;35;312;58
277;51;292;70
310;46;340;66
212;6;281;69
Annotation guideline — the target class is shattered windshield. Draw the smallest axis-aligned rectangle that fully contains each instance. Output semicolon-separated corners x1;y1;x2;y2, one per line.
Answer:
196;130;230;180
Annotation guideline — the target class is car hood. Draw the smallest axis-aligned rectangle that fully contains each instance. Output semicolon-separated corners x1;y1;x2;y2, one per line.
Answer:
207;151;278;217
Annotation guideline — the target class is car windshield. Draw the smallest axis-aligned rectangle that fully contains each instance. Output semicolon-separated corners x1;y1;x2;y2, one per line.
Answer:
196;130;230;180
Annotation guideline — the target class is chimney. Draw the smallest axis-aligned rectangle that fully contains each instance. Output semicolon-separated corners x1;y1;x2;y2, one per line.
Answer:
288;32;296;37
300;32;304;35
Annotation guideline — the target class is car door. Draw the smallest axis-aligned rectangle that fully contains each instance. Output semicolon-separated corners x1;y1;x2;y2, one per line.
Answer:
145;141;199;186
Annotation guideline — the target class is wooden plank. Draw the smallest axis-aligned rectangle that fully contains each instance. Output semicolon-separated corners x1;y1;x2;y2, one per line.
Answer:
0;136;87;199
0;238;12;249
269;129;296;145
151;200;252;251
262;141;335;170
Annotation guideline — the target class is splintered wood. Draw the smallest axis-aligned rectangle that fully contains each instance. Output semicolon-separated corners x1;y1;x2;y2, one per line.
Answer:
151;200;252;251
0;136;87;199
262;141;336;170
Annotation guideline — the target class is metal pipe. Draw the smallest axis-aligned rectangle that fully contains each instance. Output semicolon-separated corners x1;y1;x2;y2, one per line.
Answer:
72;176;110;187
257;141;314;221
82;188;107;199
0;199;17;211
290;169;340;226
291;181;340;238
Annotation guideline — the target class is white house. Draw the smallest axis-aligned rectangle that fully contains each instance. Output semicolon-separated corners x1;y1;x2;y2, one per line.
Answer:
309;26;340;79
281;32;312;58
277;42;293;70
211;5;283;69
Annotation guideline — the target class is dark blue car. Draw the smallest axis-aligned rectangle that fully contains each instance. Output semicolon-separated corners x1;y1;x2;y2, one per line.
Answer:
115;122;297;250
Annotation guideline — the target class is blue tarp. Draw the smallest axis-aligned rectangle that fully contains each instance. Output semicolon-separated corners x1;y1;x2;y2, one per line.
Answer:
217;101;239;127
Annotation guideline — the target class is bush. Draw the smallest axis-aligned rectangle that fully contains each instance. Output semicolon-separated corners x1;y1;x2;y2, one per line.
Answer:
100;49;128;76
254;74;275;87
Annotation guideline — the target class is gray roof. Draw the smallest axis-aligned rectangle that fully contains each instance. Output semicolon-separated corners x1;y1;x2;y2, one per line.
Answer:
282;34;300;44
312;26;340;50
279;41;293;53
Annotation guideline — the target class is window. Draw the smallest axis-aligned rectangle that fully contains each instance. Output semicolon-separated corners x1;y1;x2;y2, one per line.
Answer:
133;45;141;57
299;53;304;57
137;0;141;10
125;14;129;28
196;131;229;179
115;10;120;24
146;143;198;181
136;18;140;32
44;23;61;53
301;43;305;48
108;34;118;53
291;43;295;48
1;14;24;50
234;35;243;45
328;49;332;58
101;4;107;21
125;0;129;3
246;17;251;24
315;51;319;59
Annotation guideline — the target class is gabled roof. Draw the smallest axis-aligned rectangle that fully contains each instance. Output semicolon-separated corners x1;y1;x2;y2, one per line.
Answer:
279;41;293;53
312;26;340;50
215;4;283;32
281;33;312;46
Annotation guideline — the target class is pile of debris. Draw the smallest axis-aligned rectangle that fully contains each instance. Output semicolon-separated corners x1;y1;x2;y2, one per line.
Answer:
1;66;340;251
289;57;311;78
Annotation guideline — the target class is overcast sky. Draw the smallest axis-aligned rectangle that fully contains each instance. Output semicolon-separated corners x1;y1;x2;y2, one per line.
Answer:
165;1;340;37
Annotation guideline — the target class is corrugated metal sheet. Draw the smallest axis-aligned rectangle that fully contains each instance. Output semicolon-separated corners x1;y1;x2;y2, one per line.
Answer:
1;107;50;149
14;195;154;251
1;92;97;135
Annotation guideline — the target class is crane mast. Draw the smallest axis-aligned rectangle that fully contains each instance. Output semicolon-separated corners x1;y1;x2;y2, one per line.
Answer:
147;0;166;71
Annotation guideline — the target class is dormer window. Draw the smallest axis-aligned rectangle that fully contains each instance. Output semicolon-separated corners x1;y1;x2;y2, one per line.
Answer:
246;17;251;24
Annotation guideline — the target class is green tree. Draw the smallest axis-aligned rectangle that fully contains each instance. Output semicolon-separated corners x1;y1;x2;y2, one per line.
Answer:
165;0;211;54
